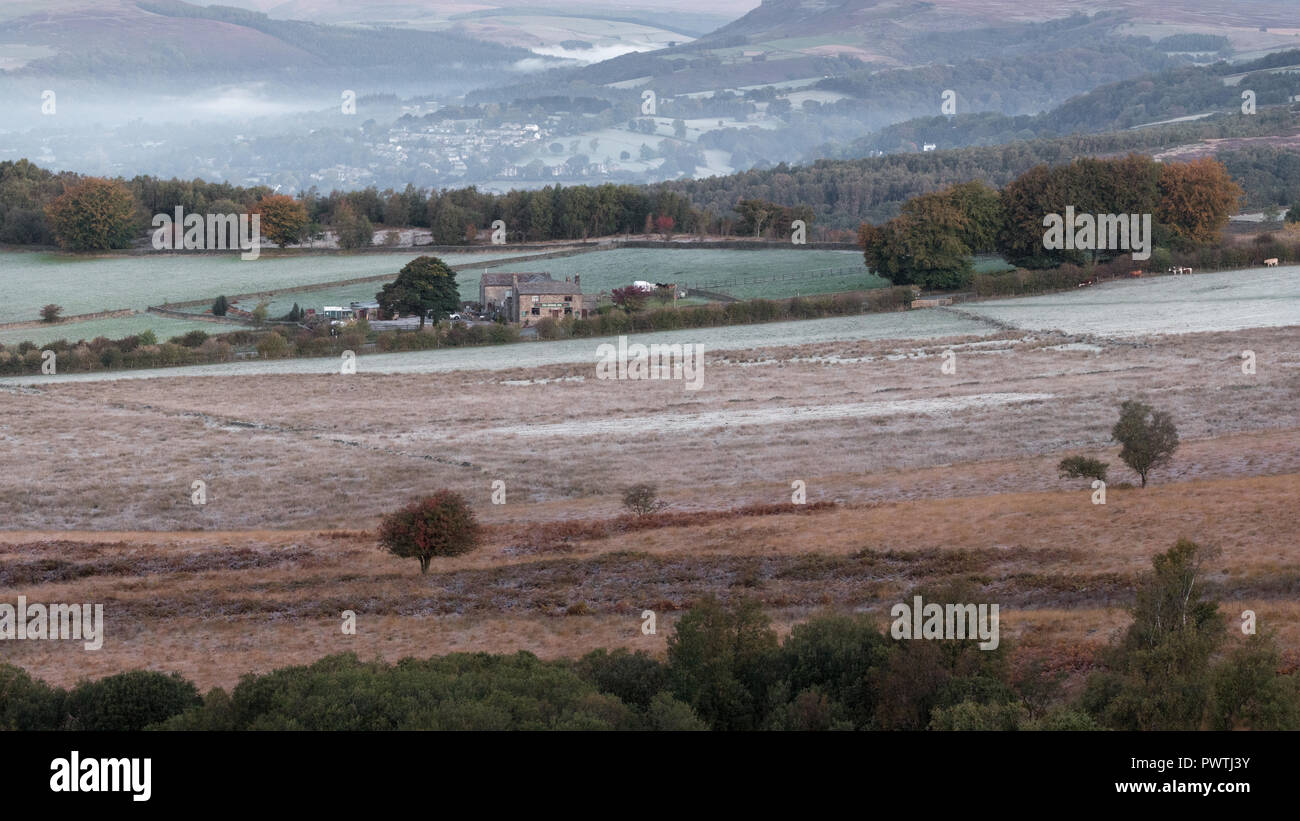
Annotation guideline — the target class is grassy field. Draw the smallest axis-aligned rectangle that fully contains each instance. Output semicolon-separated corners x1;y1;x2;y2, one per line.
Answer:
0;314;224;346
257;247;875;315
0;249;540;324
487;247;868;293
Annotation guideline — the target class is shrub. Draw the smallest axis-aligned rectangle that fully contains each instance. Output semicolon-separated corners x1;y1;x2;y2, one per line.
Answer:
576;649;667;711
621;483;666;516
172;330;210;348
667;596;780;730
256;331;291;359
0;664;66;730
1057;455;1109;482
39;304;63;323
378;490;482;573
65;670;201;731
212;295;228;316
644;692;709;730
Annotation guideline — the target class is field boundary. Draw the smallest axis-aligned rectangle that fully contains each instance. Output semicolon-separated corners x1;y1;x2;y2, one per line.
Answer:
686;264;869;292
150;246;609;314
0;308;137;331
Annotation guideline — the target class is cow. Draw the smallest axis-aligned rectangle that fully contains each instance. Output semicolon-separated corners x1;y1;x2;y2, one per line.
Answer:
1129;270;1143;278
1264;258;1279;267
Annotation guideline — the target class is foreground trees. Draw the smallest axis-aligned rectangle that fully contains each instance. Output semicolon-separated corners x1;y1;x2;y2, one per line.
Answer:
3;537;1296;730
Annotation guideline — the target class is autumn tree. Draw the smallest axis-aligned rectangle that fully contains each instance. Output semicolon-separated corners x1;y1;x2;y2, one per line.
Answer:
254;194;308;247
860;194;972;289
1112;399;1179;487
1156;157;1243;247
610;285;647;313
940;180;1005;253
996;155;1162;267
654;214;675;239
375;255;460;329
44;177;138;250
378;491;482;574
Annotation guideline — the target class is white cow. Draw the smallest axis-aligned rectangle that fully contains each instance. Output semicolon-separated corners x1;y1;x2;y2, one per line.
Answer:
1264;258;1279;267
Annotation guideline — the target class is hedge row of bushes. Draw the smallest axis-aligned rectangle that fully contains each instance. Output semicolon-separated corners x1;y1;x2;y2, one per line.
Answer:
0;320;526;376
536;286;915;339
972;236;1300;297
0;287;912;375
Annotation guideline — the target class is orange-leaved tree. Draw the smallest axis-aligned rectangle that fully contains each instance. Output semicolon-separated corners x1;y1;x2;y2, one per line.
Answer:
1156;158;1243;247
254;194;309;248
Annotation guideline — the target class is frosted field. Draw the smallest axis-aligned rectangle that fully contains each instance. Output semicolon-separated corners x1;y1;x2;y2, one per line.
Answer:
0;310;993;384
0;249;543;324
0;314;222;346
961;265;1300;337
486;247;867;294
264;247;871;313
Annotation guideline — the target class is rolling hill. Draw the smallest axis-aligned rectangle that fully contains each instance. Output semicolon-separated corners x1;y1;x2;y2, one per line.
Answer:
0;0;533;84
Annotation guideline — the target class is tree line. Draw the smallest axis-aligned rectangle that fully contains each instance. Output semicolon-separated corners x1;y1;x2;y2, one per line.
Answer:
859;154;1251;289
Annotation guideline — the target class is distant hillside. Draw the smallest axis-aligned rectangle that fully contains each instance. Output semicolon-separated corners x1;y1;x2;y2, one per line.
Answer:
834;49;1300;157
0;0;532;84
655;108;1300;229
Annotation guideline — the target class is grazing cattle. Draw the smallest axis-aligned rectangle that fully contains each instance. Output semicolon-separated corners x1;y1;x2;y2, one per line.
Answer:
1129;270;1143;278
1167;266;1193;275
1264;258;1279;267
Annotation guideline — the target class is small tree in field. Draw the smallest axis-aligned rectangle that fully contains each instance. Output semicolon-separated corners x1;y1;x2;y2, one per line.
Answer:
39;304;63;323
1112;400;1179;487
379;491;482;574
212;295;228;316
622;483;666;516
1058;455;1109;482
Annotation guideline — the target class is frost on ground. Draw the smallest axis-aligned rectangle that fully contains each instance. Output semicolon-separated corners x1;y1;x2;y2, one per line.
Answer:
959;265;1300;337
